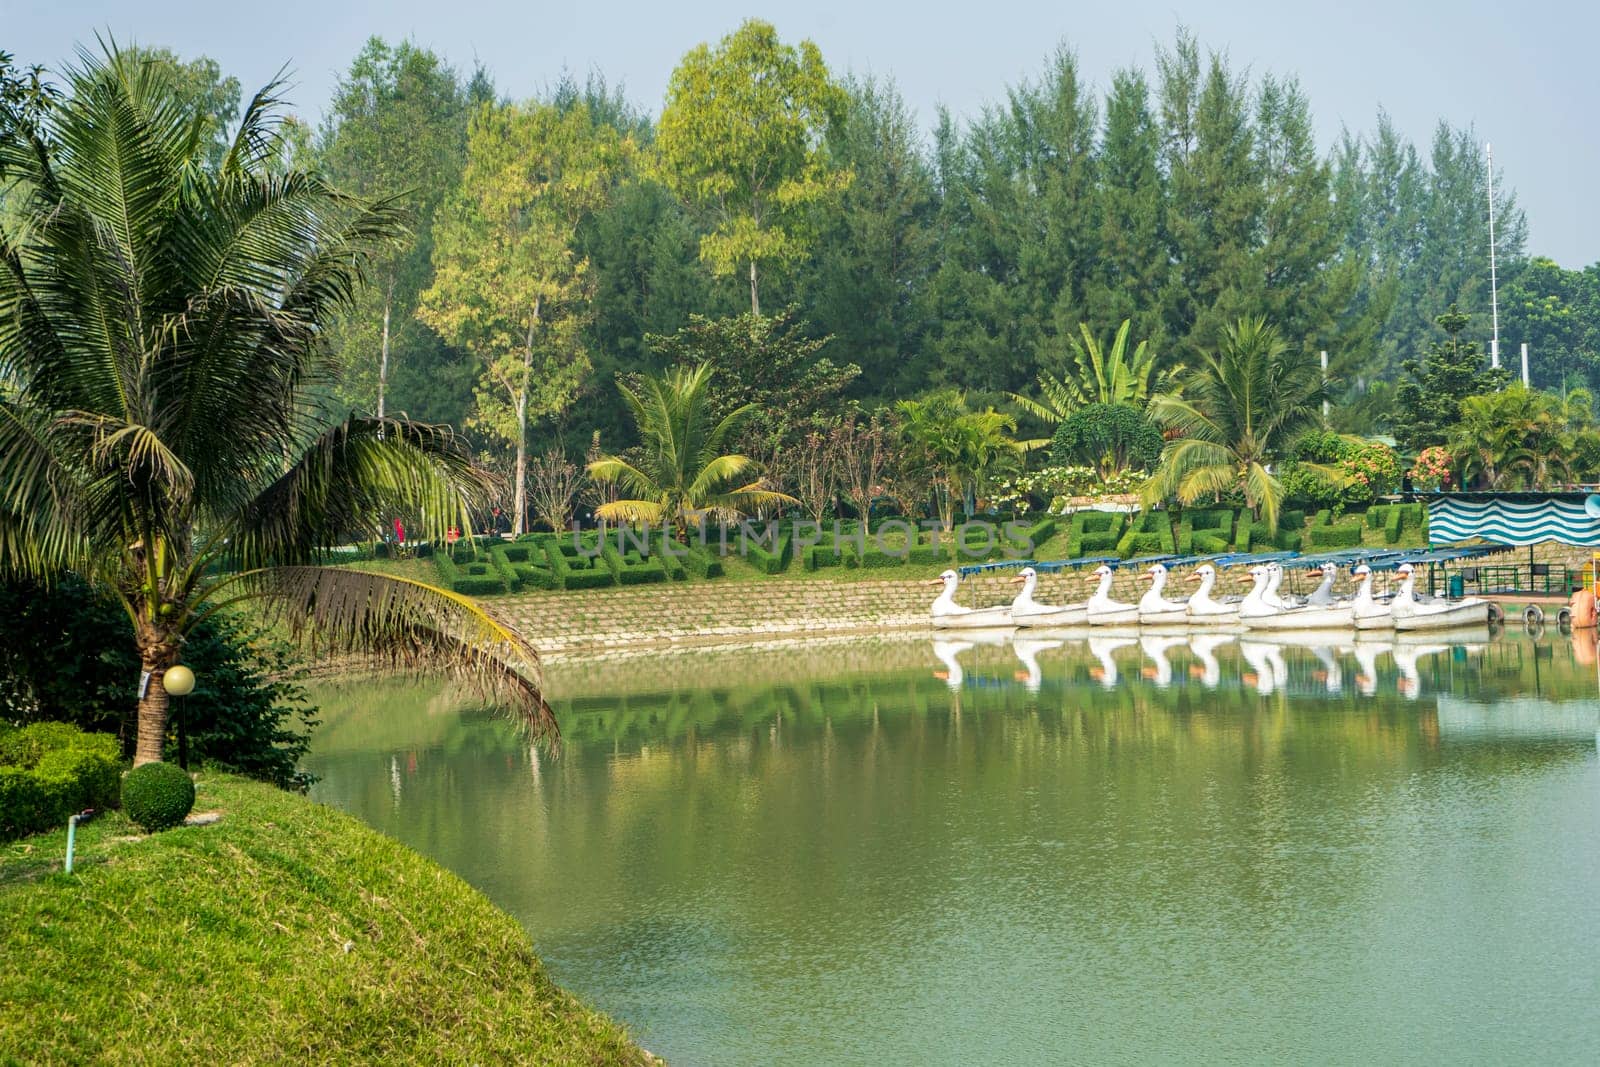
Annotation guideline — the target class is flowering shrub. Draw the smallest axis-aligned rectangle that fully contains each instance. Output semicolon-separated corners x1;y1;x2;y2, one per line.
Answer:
1409;446;1452;491
992;466;1148;516
1338;442;1400;497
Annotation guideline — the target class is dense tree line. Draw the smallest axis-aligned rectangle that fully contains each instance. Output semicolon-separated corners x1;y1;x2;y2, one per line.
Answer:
6;26;1596;495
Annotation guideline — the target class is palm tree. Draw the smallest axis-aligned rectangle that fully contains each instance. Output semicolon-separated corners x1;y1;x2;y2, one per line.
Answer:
1450;387;1574;490
0;48;552;765
895;391;1019;529
1007;319;1169;450
587;364;793;533
1143;317;1331;529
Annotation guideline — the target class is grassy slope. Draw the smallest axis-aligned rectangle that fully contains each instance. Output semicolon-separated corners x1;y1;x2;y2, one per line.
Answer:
0;774;649;1065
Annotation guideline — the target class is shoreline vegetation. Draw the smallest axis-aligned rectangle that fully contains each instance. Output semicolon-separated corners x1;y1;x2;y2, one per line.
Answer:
0;774;653;1065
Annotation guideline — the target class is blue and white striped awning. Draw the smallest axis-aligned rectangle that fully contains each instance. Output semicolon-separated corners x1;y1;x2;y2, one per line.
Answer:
1427;494;1600;547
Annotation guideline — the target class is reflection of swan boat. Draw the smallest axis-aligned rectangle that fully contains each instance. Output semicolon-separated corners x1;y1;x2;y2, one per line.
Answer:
1087;635;1137;687
1139;634;1187;687
930;629;1010;688
1241;563;1355;631
1351;639;1389;696
1086;565;1140;626
1008;567;1087;627
1238;639;1285;695
1011;637;1062;693
1311;645;1343;694
1390;563;1492;631
1187;633;1234;687
930;569;1014;629
1391;641;1448;699
1138;563;1190;625
1185;563;1241;623
931;640;974;690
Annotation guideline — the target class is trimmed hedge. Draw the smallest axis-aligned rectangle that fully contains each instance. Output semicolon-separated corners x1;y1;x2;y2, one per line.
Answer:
488;542;558;592
544;538;617;590
681;544;724;579
744;530;793;575
0;723;122;841
433;553;507;596
1116;511;1176;558
1309;522;1364;549
1066;510;1128;557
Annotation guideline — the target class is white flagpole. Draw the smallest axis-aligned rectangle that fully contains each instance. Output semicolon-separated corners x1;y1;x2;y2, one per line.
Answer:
1487;141;1502;371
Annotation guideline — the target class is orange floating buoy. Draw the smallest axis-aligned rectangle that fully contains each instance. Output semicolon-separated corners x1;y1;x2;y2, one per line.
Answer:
1569;588;1597;630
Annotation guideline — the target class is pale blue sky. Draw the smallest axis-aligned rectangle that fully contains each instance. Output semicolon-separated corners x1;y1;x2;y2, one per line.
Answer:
7;0;1595;266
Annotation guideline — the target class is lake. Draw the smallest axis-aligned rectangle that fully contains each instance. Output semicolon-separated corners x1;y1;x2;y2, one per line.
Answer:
303;630;1600;1064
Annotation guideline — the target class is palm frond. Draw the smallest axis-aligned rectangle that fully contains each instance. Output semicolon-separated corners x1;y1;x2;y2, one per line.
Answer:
221;566;556;741
229;418;485;570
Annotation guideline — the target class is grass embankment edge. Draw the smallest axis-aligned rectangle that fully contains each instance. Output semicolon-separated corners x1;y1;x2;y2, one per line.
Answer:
0;773;652;1065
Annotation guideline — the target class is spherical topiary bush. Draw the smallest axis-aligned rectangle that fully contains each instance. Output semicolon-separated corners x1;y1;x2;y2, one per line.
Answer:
121;762;195;832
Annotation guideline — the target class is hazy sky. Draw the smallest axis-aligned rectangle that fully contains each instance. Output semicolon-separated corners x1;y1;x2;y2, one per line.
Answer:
7;0;1595;267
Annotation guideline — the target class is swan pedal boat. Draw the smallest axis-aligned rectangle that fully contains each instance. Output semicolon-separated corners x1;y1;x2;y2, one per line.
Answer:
1350;564;1395;630
1390;563;1491;631
1185;563;1242;623
1007;567;1089;627
1086;564;1140;626
1137;563;1190;625
1239;563;1355;631
929;569;1015;629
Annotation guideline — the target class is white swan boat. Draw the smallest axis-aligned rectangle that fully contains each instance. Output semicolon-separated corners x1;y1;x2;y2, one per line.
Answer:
1008;566;1088;627
1242;562;1355;631
1185;562;1242;622
1350;564;1395;630
1303;562;1346;606
1138;563;1190;625
1086;564;1140;625
930;569;1014;629
1390;562;1492;631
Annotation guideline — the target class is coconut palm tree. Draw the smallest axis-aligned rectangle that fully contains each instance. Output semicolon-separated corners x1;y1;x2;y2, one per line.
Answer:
587;363;793;533
0;47;552;765
1143;317;1331;529
1007;319;1169;450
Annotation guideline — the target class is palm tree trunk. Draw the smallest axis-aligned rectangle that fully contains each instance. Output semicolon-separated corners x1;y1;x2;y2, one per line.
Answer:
377;274;393;420
749;260;760;317
513;300;540;537
134;627;180;766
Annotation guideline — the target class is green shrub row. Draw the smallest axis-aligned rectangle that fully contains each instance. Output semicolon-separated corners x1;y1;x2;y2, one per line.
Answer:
0;723;122;842
1308;521;1364;549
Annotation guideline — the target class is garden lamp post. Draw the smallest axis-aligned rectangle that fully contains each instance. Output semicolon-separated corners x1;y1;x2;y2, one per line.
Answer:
163;665;196;769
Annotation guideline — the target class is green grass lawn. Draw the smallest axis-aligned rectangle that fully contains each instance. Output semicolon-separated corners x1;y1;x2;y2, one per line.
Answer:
0;774;650;1065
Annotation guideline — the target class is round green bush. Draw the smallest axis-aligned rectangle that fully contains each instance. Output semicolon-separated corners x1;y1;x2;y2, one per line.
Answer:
121;762;195;832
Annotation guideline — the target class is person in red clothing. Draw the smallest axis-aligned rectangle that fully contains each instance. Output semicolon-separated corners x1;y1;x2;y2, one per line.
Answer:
392;517;406;544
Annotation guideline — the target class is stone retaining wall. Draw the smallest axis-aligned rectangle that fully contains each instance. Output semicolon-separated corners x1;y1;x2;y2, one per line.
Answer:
499;542;1600;655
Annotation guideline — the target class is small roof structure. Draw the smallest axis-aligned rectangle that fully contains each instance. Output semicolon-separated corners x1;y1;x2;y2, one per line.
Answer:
1427;492;1600;547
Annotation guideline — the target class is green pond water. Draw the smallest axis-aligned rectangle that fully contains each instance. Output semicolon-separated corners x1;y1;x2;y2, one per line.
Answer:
303;630;1600;1065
